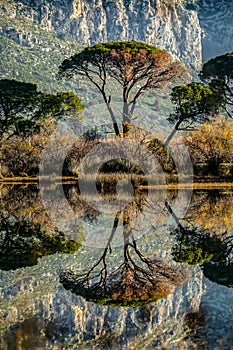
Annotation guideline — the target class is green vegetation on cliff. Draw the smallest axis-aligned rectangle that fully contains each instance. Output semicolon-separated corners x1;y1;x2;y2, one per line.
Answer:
0;0;80;93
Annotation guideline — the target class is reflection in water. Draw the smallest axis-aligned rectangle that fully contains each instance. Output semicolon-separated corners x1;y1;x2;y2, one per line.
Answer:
187;189;233;232
60;183;189;306
60;219;189;306
169;196;233;288
171;222;233;288
0;184;57;232
0;267;202;350
0;213;82;270
1;184;233;348
1;317;49;350
172;226;228;265
40;180;168;247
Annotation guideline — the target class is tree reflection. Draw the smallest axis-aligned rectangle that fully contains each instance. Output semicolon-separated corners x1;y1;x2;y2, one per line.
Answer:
171;227;228;266
0;213;82;270
60;205;189;307
0;184;57;232
185;189;233;232
169;201;233;288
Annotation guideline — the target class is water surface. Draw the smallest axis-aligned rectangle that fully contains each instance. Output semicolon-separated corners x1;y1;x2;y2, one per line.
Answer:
1;184;233;349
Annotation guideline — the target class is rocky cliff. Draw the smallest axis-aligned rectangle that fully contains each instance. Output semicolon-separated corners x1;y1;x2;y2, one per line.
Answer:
1;0;203;70
198;0;233;62
1;0;232;83
0;250;203;349
27;0;203;70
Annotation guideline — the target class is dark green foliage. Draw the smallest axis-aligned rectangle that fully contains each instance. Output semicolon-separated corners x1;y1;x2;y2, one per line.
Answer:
172;227;228;265
0;79;39;138
203;262;233;288
0;79;84;140
165;82;224;146
55;91;84;118
168;83;223;127
85;40;165;54
200;52;233;117
173;246;213;265
201;52;233;82
0;215;82;270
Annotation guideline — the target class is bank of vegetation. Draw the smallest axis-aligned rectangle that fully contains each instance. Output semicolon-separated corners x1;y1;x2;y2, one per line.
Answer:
0;41;232;185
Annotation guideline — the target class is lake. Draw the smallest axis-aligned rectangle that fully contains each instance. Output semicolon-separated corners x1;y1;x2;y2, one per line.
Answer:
1;183;233;349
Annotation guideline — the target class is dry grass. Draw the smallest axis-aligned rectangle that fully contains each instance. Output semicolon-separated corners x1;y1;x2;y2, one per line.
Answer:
0;175;78;184
139;182;233;190
1;173;233;190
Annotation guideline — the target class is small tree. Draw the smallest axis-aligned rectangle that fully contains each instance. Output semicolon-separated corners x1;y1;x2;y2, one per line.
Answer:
165;82;223;146
200;52;233;118
172;222;233;288
0;79;84;142
58;40;188;136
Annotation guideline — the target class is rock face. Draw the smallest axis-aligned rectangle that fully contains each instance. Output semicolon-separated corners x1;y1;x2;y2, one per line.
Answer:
200;277;233;349
198;0;233;62
0;252;203;349
7;0;203;70
2;0;233;72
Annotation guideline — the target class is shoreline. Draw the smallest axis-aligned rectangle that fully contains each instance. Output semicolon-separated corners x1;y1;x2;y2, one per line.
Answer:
1;175;233;189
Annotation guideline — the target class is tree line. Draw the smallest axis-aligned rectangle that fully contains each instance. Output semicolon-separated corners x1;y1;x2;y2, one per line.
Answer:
0;41;232;177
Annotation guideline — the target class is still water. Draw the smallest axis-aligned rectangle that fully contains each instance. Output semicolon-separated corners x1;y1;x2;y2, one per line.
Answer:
1;184;233;349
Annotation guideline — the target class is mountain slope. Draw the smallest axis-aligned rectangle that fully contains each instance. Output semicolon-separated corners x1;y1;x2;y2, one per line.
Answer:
0;0;232;97
0;0;80;93
198;0;233;62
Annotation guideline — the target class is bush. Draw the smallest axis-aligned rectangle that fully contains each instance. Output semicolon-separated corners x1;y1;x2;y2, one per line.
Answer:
193;163;209;176
218;163;233;177
193;163;233;177
0;137;41;177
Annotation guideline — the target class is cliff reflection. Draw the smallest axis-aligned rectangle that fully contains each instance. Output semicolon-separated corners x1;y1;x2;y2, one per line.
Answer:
2;184;233;348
